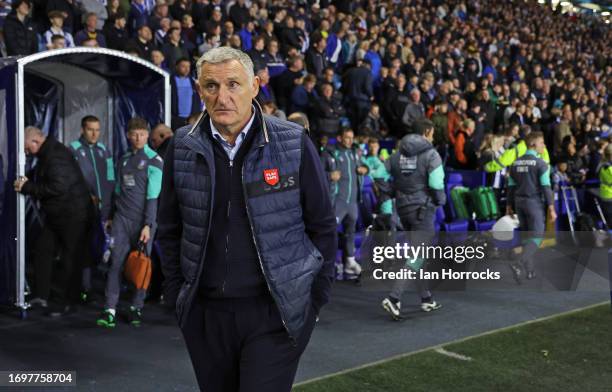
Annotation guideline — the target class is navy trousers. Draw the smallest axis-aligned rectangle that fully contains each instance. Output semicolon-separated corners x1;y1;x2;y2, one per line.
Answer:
180;295;317;392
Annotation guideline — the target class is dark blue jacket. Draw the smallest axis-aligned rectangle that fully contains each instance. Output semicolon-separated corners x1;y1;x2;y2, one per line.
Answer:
157;103;337;340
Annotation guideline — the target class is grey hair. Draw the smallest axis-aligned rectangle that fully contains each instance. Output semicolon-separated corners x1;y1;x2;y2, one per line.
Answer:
196;47;255;84
25;126;44;138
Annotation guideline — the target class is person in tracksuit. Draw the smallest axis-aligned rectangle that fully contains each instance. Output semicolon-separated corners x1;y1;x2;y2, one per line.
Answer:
506;131;556;282
334;128;369;278
318;135;339;203
70;115;115;302
381;119;445;319
96;117;163;327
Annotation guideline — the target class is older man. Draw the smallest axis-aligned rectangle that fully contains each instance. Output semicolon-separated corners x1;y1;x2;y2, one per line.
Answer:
14;127;93;316
150;123;174;159
157;47;336;391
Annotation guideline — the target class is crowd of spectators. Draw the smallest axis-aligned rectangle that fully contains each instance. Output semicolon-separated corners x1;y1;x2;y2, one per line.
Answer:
0;0;610;182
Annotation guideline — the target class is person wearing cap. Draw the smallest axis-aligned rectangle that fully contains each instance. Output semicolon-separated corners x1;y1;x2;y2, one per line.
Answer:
44;10;75;49
96;117;163;328
4;0;37;56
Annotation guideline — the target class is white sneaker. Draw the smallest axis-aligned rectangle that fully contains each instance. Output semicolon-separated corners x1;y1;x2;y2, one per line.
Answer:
381;298;401;319
421;300;442;312
344;258;362;276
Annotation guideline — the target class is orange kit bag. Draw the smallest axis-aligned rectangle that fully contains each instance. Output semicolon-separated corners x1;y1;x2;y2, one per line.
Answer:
124;241;152;290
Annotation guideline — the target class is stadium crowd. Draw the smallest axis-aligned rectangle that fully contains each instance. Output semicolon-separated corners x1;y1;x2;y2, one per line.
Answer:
1;0;611;321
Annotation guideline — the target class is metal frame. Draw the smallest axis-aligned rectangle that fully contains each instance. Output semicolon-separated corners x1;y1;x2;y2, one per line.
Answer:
13;48;171;315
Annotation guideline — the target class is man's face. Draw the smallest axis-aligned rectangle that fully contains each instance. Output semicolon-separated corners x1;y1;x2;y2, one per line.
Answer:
199;60;259;132
82;120;101;144
368;141;379;155
317;38;327;51
117;17;127;29
151;50;164;65
176;61;190;76
139;26;152;41
52;38;66;48
50;16;63;27
24;135;43;155
17;2;30;16
322;85;332;98
533;137;545;154
411;90;420;103
128;129;149;150
87;15;97;30
324;69;334;82
150;129;165;149
340;130;354;149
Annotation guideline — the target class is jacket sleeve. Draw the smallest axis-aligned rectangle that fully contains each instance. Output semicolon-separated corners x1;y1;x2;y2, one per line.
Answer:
454;133;467;164
145;155;164;226
301;134;337;315
426;150;446;206
21;153;75;199
156;138;184;306
538;160;554;207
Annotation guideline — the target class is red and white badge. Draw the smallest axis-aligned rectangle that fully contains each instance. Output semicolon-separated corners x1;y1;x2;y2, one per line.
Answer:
263;168;280;186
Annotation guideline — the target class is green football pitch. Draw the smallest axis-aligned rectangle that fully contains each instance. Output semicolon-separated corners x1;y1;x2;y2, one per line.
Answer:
294;303;612;392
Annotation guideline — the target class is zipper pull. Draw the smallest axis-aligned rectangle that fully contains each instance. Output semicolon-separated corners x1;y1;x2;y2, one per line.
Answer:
229;160;233;167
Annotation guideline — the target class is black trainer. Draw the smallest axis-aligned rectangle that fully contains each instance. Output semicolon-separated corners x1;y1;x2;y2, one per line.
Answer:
127;306;142;327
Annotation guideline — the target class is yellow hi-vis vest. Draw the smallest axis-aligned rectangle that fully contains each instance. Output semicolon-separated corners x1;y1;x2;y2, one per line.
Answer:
484;140;550;173
600;163;612;200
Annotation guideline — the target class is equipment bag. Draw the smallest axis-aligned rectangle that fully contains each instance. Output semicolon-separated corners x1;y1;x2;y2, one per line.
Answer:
469;186;500;220
450;186;471;220
124;241;152;290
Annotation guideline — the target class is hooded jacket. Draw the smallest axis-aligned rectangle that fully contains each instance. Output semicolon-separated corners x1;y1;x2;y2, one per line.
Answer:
386;134;446;212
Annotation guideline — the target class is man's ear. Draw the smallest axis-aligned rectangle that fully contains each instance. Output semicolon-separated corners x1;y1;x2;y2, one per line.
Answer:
252;75;261;98
195;81;205;102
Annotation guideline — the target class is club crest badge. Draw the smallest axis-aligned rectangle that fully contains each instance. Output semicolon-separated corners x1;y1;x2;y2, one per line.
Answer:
263;168;279;186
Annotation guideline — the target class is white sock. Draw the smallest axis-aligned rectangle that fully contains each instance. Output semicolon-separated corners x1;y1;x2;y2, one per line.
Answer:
346;257;356;265
106;308;116;316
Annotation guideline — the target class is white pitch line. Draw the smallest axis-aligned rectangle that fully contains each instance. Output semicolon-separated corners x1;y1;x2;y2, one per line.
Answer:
294;301;608;387
434;347;473;361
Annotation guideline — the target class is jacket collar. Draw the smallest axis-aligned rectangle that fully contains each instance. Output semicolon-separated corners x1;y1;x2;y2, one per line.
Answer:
186;99;269;155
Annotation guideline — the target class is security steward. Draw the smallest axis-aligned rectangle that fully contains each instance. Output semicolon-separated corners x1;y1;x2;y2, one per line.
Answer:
70;115;115;302
157;47;337;392
96;117;163;328
484;125;550;173
598;144;612;224
381;119;445;320
506;131;557;282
